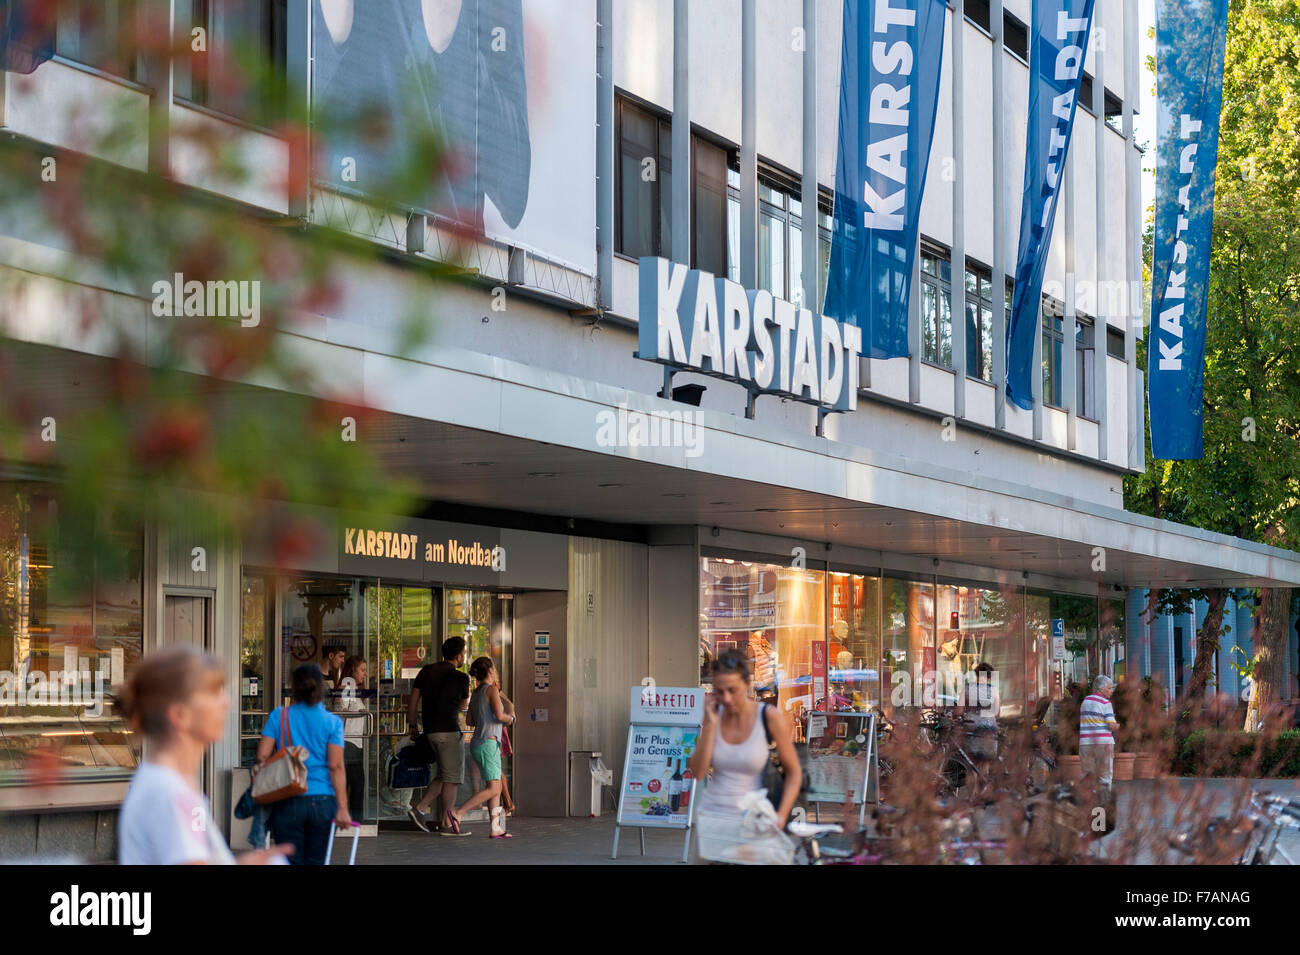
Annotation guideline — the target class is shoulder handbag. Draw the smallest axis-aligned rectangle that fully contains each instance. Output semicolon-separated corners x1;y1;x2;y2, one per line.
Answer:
251;705;310;805
760;703;808;812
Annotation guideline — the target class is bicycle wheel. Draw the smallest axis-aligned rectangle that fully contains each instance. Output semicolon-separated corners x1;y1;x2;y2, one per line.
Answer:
939;756;969;797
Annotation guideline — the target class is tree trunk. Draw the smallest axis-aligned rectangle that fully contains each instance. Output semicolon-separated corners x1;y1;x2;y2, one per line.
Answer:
1253;587;1290;728
1185;587;1228;710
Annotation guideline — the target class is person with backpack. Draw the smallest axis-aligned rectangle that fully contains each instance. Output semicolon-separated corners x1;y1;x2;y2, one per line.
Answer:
407;637;472;834
688;649;802;828
256;664;351;865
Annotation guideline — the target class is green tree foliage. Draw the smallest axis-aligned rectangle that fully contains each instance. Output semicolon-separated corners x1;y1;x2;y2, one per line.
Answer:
1125;0;1300;714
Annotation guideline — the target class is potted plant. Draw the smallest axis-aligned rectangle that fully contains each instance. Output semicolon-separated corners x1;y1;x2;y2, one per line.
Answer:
1113;675;1168;779
1055;682;1086;782
1109;677;1140;781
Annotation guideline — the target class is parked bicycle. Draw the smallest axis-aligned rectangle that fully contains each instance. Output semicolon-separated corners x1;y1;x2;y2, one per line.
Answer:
1168;789;1300;865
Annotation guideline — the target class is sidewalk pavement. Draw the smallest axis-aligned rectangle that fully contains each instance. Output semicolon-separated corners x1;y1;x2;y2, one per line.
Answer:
348;814;687;865
342;778;1300;865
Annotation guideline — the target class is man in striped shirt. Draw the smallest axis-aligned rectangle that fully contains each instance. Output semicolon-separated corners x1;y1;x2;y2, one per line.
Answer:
1079;675;1120;787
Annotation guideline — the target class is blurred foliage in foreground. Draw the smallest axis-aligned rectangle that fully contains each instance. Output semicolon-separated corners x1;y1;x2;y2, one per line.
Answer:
0;6;467;599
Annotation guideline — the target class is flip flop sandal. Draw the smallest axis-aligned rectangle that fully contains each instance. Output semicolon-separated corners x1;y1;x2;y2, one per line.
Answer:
445;810;463;834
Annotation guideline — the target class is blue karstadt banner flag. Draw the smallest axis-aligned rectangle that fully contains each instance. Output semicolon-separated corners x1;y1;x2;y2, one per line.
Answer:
824;0;947;360
1005;0;1095;411
0;0;55;74
1148;0;1229;461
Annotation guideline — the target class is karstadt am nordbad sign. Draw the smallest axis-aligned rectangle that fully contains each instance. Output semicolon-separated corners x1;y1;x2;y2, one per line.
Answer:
637;257;864;412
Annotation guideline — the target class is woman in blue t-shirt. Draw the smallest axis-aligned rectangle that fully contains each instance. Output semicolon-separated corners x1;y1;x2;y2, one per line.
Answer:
257;664;351;865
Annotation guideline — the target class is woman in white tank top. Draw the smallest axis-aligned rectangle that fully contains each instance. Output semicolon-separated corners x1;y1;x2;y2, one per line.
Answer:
688;650;802;826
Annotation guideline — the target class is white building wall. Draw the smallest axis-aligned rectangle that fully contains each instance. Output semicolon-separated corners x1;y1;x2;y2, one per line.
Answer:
0;1;1145;515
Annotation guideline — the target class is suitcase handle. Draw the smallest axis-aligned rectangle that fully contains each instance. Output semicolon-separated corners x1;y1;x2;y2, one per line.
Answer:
324;821;362;865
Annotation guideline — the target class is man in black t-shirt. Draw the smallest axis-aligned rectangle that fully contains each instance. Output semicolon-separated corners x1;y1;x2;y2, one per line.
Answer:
407;637;471;834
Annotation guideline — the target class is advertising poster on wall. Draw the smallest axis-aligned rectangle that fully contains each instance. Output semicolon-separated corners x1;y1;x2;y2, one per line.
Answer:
310;0;596;272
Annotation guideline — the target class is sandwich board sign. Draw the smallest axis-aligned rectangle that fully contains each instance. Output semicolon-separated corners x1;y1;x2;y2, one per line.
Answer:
613;685;703;863
805;711;877;829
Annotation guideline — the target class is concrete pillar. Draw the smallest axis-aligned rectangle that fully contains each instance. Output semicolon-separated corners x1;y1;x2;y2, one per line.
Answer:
991;0;1007;429
1092;9;1108;461
596;0;614;308
671;0;691;266
1064;149;1077;450
1150;607;1174;707
951;0;966;418
801;0;819;313
1125;588;1149;679
1123;0;1144;467
740;0;757;287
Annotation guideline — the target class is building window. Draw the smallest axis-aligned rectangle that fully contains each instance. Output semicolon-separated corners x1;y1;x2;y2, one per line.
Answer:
0;485;143;783
1003;11;1029;60
1079;73;1096;115
727;172;830;306
617;98;672;261
1104;89;1125;135
817;207;832;303
1041;303;1096;417
177;0;288;125
1075;317;1096;419
693;137;729;279
55;0;140;80
616;97;728;273
964;264;1001;383
1106;326;1125;361
1041;301;1064;408
921;245;953;368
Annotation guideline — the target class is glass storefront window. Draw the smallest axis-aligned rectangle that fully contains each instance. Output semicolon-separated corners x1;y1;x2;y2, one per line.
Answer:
881;576;934;715
699;558;824;741
1053;593;1101;690
1101;597;1125;680
828;573;881;713
240;573;274;766
935;582;1025;719
0;486;142;781
1026;592;1055;708
281;577;363;698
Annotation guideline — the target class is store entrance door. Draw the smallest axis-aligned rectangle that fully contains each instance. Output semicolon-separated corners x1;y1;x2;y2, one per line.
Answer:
161;592;213;795
443;590;514;819
365;582;439;825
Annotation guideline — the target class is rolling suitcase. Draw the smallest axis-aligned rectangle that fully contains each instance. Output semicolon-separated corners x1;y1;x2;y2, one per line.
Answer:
324;822;362;865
